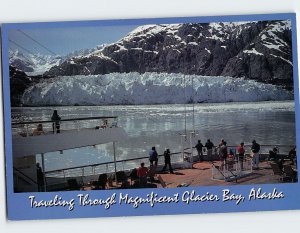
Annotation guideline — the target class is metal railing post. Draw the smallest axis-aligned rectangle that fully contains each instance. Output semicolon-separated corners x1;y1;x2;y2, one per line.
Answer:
63;170;66;183
25;124;29;136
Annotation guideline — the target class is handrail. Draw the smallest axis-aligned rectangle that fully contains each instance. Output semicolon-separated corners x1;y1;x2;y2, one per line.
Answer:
13;166;38;185
211;162;227;179
209;144;293;149
45;151;183;174
225;164;238;183
12;116;118;126
44;144;293;174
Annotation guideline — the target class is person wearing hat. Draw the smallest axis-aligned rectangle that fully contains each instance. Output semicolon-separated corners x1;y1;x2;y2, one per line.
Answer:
251;140;260;169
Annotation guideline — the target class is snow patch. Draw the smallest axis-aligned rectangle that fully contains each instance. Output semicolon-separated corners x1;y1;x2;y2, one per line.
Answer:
205;48;211;54
270;54;293;66
243;48;264;56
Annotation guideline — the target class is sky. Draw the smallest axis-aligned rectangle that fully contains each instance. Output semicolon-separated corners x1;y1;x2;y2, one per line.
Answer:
8;24;138;56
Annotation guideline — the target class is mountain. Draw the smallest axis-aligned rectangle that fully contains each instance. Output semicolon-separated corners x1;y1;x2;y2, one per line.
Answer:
9;66;33;106
44;20;293;89
9;49;63;75
9;44;107;76
21;73;293;106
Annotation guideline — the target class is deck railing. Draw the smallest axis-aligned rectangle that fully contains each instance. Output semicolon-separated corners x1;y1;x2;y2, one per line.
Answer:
43;144;295;191
11;116;118;137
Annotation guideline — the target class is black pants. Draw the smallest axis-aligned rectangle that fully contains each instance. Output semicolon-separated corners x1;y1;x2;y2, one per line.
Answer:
52;123;60;133
238;154;244;170
162;161;173;173
197;149;203;161
150;159;158;166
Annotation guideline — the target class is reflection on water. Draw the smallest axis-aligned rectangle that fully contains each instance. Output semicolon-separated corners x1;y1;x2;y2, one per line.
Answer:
11;101;296;171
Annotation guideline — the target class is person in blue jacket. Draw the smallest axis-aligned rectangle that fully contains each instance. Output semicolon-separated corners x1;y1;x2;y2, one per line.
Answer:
149;146;158;166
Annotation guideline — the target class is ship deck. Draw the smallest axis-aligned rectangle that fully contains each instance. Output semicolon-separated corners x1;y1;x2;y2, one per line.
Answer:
156;161;283;188
80;160;296;191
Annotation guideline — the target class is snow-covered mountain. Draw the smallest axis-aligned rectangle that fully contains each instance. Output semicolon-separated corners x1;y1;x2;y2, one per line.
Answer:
21;72;293;106
45;20;293;89
9;44;107;76
9;49;63;75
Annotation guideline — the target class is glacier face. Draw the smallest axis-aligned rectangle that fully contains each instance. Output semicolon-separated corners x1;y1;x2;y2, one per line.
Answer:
22;72;293;106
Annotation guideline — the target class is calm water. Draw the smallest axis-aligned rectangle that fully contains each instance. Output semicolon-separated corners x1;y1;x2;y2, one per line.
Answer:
11;101;296;171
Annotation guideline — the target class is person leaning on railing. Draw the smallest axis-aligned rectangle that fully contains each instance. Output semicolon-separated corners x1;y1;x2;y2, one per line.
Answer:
195;140;204;162
205;139;214;161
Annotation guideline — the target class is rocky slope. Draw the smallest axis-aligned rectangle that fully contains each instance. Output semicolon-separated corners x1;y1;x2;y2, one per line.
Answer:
9;66;33;106
45;20;293;88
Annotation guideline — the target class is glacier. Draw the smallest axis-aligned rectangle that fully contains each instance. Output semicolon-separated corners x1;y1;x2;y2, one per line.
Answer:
21;72;293;106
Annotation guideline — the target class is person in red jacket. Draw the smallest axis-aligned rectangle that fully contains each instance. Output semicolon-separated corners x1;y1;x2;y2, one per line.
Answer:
137;163;148;188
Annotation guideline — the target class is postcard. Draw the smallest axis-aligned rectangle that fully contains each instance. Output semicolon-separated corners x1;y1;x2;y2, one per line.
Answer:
1;13;299;220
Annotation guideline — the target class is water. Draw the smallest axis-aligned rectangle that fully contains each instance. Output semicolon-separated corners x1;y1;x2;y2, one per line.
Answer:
11;101;296;172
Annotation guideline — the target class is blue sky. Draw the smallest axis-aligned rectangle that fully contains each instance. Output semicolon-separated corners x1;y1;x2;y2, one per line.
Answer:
8;24;138;56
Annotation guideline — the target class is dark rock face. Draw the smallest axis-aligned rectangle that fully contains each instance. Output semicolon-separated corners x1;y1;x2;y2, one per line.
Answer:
44;20;293;88
46;56;120;76
10;59;34;72
9;66;33;106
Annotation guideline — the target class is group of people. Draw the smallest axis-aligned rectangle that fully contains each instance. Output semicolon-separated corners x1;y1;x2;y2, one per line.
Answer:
32;110;61;136
137;138;265;186
268;146;297;171
136;146;174;187
194;138;262;169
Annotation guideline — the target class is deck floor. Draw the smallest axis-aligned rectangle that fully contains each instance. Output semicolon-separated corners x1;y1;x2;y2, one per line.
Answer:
155;161;283;188
80;160;295;191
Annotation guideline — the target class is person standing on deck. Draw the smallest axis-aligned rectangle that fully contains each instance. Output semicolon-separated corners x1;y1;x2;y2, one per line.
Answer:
217;138;226;157
149;146;158;166
237;142;245;170
195;140;204;162
51;110;61;133
162;148;174;173
219;141;228;164
251;140;260;170
205;139;214;161
218;139;226;147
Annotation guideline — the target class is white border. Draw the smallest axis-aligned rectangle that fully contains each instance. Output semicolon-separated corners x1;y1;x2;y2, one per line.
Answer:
1;0;300;232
